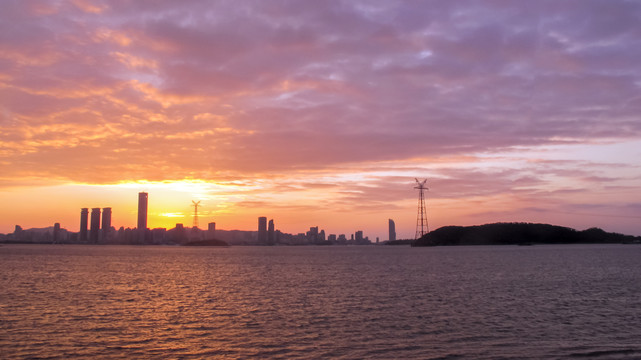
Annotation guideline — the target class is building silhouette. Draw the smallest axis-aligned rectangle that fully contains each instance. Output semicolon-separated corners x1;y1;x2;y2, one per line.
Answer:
53;223;61;243
102;207;112;241
138;192;148;242
137;192;148;230
389;219;396;242
80;208;88;242
208;222;216;238
258;217;267;244
268;219;274;245
90;208;101;243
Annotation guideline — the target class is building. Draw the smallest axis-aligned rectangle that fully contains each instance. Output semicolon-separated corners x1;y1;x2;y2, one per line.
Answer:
137;192;148;230
80;208;89;242
389;219;396;242
268;219;274;245
102;207;112;241
137;192;148;242
355;230;363;243
90;208;101;243
258;217;267;244
53;223;61;244
208;222;216;238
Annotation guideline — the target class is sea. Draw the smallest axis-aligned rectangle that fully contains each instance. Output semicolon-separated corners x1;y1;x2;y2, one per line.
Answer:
1;244;640;359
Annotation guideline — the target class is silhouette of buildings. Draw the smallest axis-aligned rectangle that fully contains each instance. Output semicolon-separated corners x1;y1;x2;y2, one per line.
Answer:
102;207;112;241
258;216;267;244
138;192;148;230
389;219;396;242
208;222;216;238
53;223;61;243
80;208;88;242
268;219;274;245
90;208;101;243
1;190;384;246
138;192;148;242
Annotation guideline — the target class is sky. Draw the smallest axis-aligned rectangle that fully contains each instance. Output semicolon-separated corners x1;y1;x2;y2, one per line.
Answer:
1;0;641;239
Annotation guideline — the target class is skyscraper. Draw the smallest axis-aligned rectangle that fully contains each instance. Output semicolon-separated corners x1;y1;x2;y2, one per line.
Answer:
258;216;267;244
90;208;101;243
102;207;112;241
137;192;148;230
208;222;216;238
268;219;274;245
80;208;88;242
389;219;396;242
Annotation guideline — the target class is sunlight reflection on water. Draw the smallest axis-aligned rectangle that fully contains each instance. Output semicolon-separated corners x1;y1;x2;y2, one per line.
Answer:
1;244;641;359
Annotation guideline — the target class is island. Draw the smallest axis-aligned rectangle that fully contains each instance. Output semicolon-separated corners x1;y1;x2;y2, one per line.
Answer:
412;222;641;247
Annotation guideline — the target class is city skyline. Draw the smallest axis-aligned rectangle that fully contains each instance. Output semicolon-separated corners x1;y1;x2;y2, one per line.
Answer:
1;1;641;238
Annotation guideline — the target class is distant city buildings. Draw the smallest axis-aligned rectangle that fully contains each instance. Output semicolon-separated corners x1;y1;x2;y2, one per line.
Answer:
80;208;88;242
258;217;267;244
389;219;396;242
138;192;148;242
102;207;112;241
137;192;148;230
2;191;383;246
90;208;101;243
208;222;216;238
268;219;274;245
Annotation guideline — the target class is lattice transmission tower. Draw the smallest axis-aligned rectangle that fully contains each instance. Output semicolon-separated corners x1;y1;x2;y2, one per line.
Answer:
192;200;201;228
414;178;429;239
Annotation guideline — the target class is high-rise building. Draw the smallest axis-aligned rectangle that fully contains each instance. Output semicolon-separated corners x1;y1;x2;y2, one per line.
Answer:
355;230;363;243
268;219;274;245
90;208;101;243
258;217;267;244
53;223;61;244
208;222;216;238
389;219;396;242
137;192;148;230
80;208;89;242
102;207;112;241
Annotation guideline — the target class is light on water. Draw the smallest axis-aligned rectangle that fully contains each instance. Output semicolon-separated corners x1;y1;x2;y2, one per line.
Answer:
1;244;641;359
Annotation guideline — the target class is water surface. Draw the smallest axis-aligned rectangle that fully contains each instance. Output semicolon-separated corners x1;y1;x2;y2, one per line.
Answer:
1;244;640;359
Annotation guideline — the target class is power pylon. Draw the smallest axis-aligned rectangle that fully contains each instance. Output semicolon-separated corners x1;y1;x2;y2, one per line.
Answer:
414;178;429;239
192;200;201;228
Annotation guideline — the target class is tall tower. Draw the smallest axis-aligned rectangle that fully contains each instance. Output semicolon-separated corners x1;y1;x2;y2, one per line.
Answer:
389;219;396;242
80;208;88;242
138;192;148;230
414;178;429;239
53;223;61;244
192;200;201;228
268;219;274;245
208;222;216;238
258;217;267;244
102;207;112;241
90;208;101;243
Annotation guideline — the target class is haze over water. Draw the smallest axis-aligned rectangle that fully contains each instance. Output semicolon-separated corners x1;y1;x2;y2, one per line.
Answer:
2;244;640;359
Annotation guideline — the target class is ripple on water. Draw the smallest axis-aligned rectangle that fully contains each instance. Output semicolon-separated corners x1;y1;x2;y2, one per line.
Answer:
1;244;641;359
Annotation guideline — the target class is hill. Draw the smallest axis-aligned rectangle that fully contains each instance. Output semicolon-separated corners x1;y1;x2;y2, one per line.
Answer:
412;223;641;246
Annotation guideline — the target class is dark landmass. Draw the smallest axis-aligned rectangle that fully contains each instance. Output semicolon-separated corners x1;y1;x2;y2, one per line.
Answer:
413;222;641;247
182;239;229;247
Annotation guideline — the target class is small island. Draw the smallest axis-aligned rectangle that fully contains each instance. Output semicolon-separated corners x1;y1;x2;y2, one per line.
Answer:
412;222;641;247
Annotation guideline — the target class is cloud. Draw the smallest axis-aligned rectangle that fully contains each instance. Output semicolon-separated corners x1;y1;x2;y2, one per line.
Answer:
1;1;640;234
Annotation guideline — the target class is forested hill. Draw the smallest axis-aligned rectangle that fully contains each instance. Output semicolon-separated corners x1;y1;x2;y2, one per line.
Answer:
412;223;641;246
